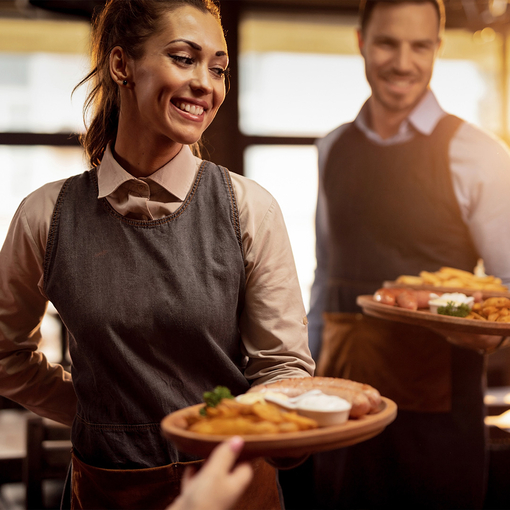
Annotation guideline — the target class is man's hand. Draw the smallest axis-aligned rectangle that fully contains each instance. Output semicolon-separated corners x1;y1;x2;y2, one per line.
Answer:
431;327;507;354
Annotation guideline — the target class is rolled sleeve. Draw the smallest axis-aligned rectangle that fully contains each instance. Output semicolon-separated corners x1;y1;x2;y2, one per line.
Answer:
232;174;315;385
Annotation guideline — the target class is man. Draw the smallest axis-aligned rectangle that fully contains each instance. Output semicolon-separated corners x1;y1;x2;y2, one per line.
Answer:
307;0;510;508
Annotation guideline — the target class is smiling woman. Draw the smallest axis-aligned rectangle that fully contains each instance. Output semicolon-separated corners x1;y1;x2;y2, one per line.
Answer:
106;5;229;175
76;0;226;171
0;1;314;509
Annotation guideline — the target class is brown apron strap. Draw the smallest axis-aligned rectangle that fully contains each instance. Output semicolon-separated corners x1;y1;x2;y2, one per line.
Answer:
318;312;452;412
71;453;282;510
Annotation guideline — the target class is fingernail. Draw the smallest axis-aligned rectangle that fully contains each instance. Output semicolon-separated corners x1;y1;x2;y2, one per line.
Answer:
228;435;244;453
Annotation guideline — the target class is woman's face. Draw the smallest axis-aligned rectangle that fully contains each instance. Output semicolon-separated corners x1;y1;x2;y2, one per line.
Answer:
123;6;228;147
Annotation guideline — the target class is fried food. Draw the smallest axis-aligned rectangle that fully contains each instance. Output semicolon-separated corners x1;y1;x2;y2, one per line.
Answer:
395;261;508;292
480;297;510;308
468;297;510;322
393;275;423;286
189;416;281;435
187;398;319;435
466;311;487;321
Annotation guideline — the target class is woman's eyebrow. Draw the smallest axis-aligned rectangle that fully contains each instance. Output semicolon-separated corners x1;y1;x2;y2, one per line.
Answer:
169;38;201;49
168;38;227;57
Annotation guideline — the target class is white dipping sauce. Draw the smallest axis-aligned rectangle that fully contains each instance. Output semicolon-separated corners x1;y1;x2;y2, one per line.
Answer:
296;393;351;412
428;292;474;314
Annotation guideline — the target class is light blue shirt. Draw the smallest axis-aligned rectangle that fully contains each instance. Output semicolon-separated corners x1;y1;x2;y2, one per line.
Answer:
308;90;510;360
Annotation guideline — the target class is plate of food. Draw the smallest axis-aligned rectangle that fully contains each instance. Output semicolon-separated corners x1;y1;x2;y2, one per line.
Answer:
160;379;397;460
357;292;510;335
384;261;510;298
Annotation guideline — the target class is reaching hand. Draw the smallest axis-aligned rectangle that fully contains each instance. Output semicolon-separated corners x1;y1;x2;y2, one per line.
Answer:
168;436;254;510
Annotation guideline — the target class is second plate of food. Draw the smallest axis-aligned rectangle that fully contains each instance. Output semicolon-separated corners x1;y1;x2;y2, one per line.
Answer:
357;295;510;335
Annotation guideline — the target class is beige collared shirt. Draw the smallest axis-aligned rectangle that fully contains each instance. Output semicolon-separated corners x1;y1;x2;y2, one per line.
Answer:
0;145;314;426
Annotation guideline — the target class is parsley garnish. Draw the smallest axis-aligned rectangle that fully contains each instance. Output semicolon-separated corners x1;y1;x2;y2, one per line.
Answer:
437;301;470;318
199;386;234;416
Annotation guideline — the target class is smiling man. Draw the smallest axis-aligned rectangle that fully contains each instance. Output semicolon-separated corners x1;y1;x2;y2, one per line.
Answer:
359;0;441;137
303;0;510;508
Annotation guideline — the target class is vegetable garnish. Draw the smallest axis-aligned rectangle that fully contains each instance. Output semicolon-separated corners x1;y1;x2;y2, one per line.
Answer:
200;386;234;416
437;301;471;318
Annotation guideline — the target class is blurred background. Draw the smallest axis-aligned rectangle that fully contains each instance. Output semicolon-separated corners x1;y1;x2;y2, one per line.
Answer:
1;0;510;508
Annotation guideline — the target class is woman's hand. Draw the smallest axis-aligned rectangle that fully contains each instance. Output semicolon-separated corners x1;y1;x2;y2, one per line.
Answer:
168;436;254;510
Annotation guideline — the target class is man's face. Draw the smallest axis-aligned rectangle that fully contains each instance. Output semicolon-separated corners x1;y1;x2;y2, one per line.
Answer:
358;2;441;117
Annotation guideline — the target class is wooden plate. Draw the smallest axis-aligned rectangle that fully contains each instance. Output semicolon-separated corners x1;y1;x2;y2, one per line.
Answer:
160;397;397;460
383;280;510;298
357;295;510;335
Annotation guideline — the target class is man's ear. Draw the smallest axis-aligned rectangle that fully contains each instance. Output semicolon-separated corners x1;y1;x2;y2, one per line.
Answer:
357;29;365;57
436;37;444;58
109;46;130;86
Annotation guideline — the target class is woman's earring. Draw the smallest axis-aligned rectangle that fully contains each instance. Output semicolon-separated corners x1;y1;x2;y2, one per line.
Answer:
122;80;128;86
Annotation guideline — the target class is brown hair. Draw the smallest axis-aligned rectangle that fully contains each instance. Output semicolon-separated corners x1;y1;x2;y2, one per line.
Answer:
75;0;222;167
359;0;445;35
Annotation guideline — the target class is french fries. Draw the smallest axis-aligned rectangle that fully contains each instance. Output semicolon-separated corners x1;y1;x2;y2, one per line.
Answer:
468;297;510;322
187;398;318;435
396;261;508;292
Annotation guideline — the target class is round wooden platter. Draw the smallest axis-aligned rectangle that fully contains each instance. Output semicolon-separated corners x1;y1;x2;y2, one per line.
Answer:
161;397;397;460
357;295;510;335
383;280;510;298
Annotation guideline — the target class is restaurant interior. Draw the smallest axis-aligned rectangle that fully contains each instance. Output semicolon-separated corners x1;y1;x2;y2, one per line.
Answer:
1;0;510;508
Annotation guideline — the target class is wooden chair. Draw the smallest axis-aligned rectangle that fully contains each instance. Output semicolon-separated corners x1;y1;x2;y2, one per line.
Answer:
23;416;72;509
0;408;33;487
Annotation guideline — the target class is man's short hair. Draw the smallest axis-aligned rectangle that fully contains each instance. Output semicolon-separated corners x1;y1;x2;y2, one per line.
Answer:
359;0;445;34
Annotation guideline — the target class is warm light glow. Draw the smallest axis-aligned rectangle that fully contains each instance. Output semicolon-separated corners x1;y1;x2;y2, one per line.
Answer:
485;409;510;430
481;27;497;44
485;394;497;405
489;0;508;18
484;389;510;405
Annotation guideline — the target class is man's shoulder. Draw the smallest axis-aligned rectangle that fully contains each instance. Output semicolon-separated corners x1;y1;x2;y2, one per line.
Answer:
453;119;510;159
455;118;504;143
316;122;354;154
447;118;510;176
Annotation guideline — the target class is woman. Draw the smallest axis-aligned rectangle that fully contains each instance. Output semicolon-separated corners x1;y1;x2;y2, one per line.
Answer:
0;0;314;508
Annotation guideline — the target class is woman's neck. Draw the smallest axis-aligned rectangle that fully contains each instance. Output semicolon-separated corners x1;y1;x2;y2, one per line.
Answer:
113;129;182;178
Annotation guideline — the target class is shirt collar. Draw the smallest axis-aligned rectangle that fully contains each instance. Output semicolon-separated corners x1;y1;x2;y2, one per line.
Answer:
355;89;447;143
407;89;447;135
97;145;198;200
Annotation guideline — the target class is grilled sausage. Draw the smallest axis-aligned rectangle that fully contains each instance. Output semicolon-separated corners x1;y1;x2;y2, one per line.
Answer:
373;288;440;310
373;288;401;306
248;377;382;418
